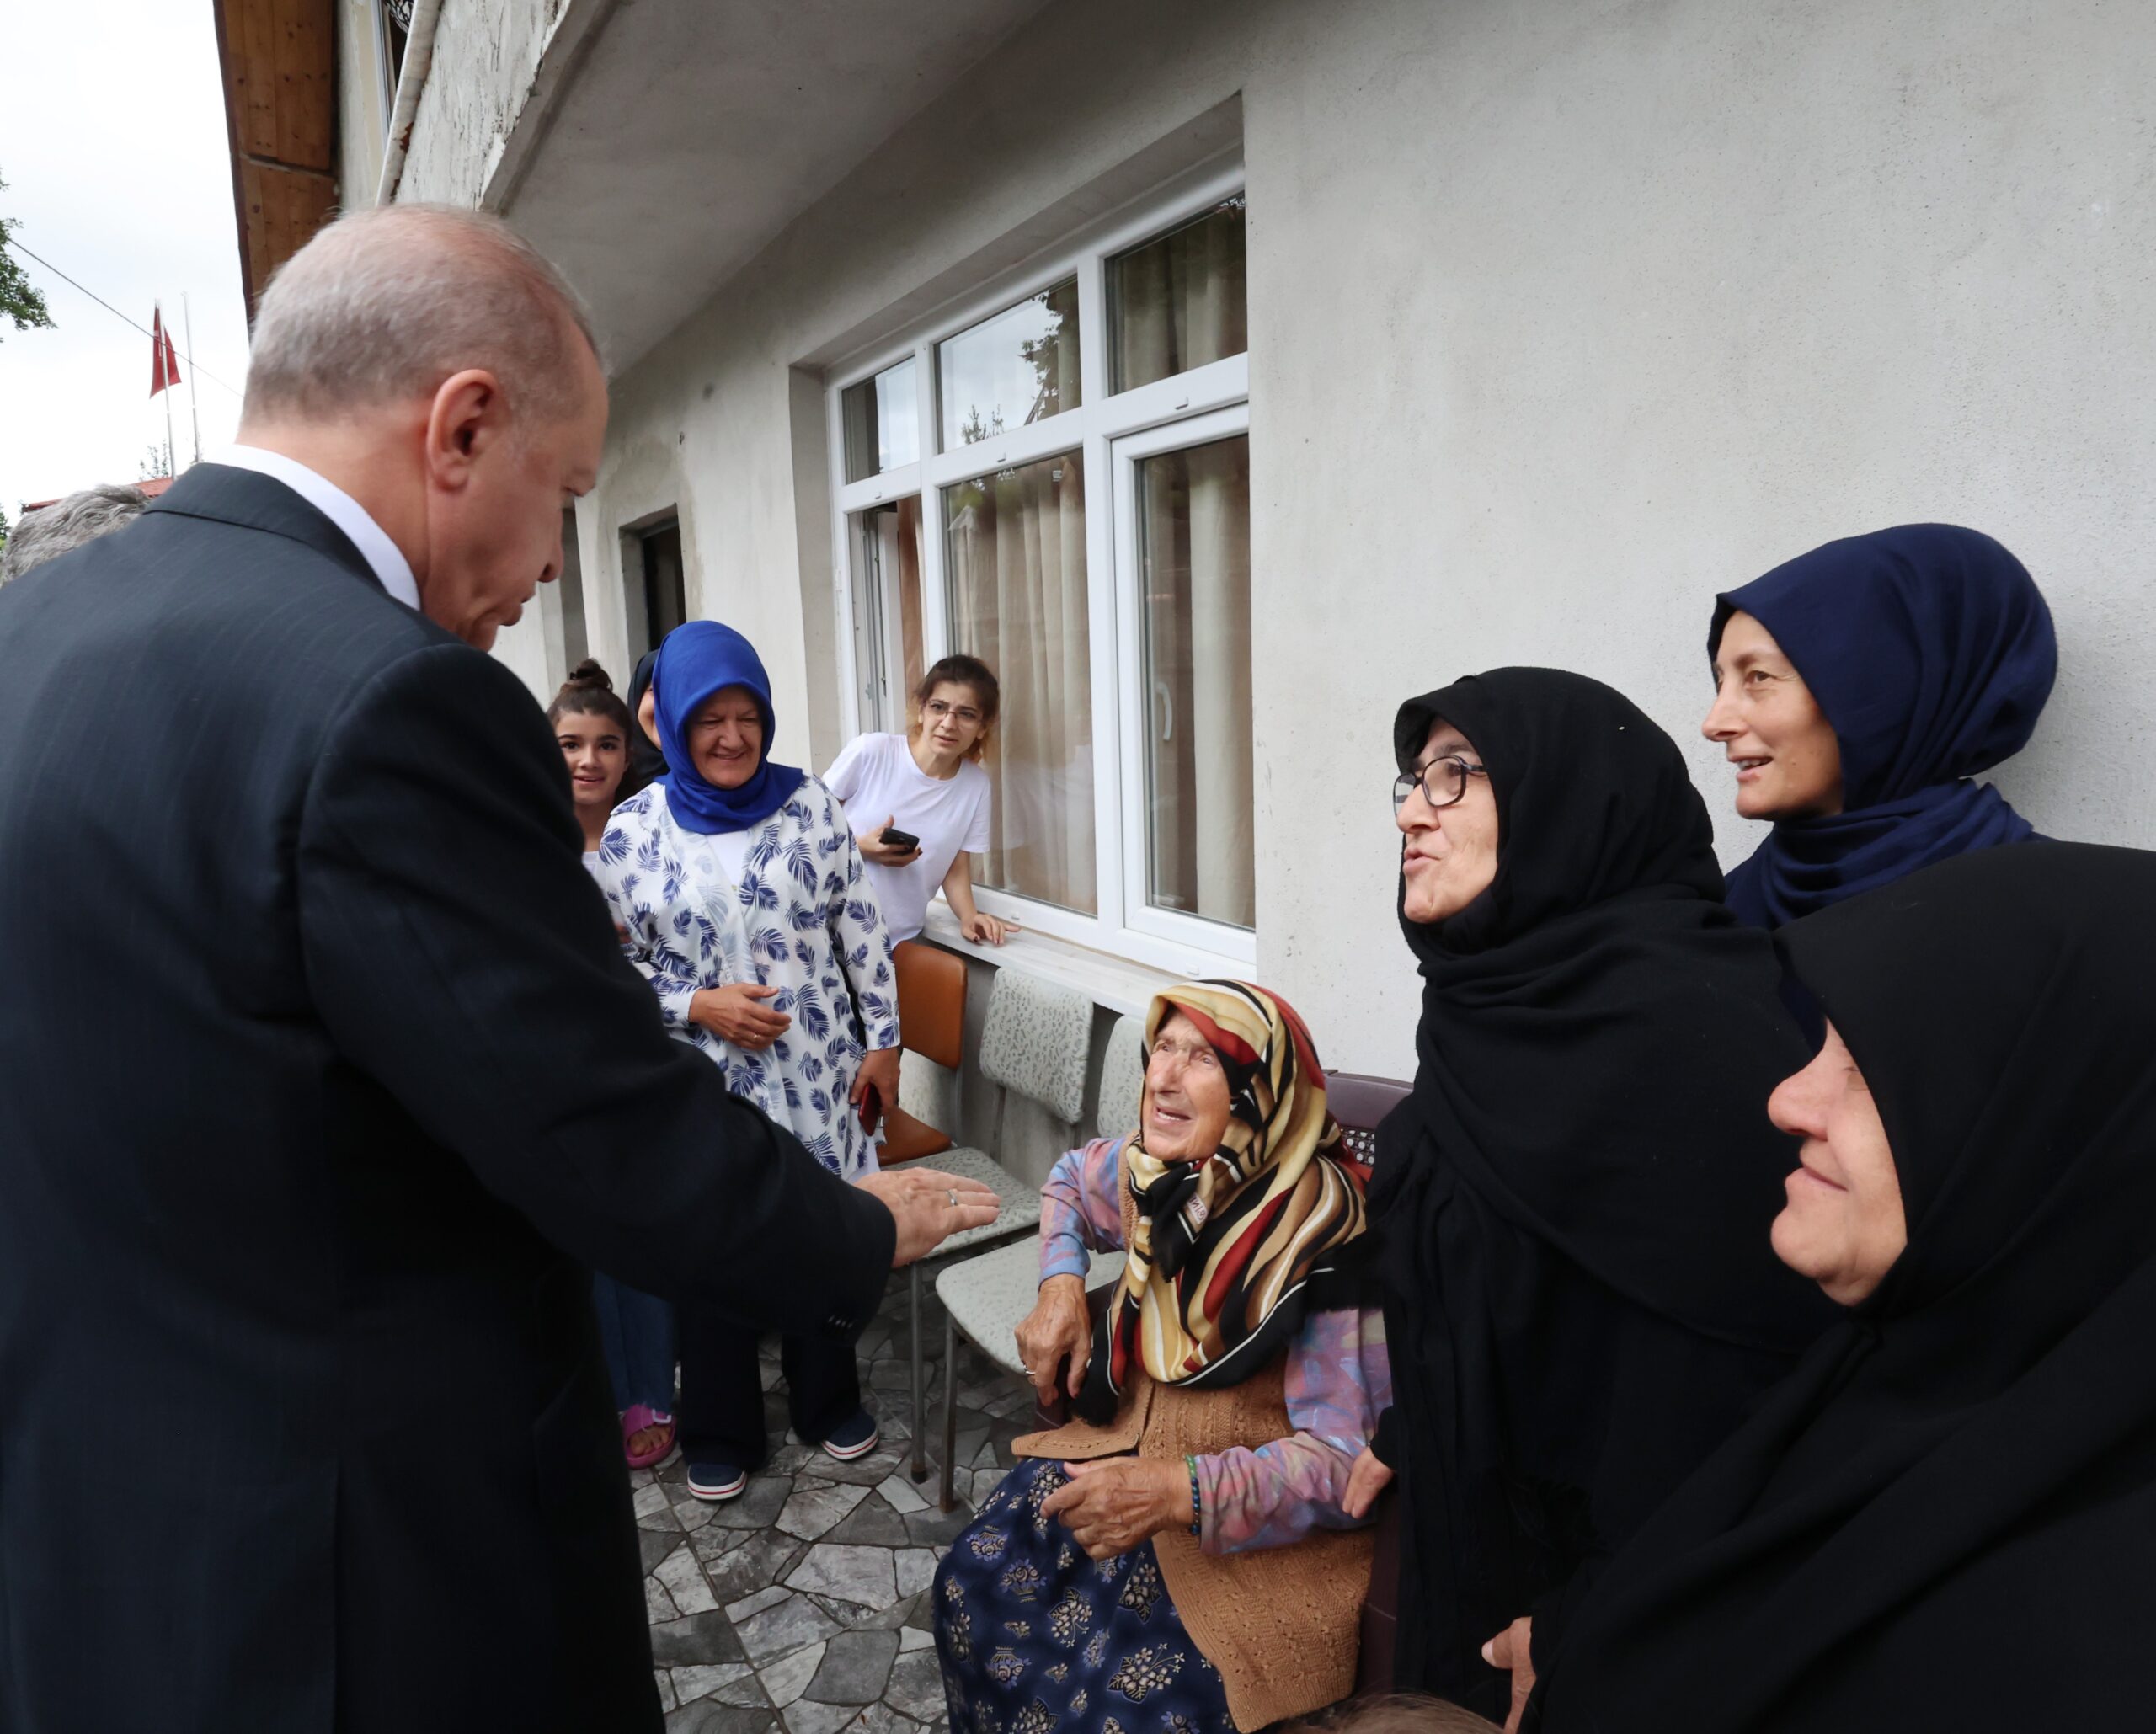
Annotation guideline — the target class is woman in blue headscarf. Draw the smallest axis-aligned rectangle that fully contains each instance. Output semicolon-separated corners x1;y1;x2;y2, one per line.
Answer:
1701;523;2057;927
595;621;901;1499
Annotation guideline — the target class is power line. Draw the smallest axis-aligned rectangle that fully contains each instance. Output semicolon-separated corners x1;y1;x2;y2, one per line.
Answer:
2;233;243;397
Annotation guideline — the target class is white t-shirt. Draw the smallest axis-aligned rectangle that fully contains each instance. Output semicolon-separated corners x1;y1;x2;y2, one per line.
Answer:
823;732;992;944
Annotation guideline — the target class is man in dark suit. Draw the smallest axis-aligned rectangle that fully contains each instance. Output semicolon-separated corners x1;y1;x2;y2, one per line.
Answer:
0;205;998;1733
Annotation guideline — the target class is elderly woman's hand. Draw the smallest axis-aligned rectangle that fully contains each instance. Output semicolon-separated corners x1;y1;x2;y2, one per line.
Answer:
1040;1459;1190;1559
690;983;792;1049
1014;1273;1091;1401
850;1046;900;1130
1342;1446;1394;1519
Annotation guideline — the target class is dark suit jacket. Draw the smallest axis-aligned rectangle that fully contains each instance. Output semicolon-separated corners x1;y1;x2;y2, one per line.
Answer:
0;466;894;1733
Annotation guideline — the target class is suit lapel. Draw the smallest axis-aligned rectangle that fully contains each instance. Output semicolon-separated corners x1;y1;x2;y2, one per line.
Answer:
147;463;388;597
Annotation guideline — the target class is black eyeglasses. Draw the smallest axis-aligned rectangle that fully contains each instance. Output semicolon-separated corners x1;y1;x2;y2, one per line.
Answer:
1391;755;1487;815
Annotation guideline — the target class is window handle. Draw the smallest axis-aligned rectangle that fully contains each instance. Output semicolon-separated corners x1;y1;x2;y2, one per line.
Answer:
1154;680;1174;744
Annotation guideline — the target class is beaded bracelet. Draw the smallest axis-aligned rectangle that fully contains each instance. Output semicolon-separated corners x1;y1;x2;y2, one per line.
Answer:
1183;1453;1203;1537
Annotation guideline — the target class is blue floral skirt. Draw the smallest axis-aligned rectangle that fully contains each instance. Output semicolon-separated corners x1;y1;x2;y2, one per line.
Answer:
933;1459;1236;1734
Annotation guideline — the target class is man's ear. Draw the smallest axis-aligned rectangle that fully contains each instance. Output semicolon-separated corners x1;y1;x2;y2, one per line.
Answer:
423;369;505;490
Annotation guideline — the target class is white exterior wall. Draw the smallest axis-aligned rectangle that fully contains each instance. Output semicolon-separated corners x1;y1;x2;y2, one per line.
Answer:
483;0;2153;1078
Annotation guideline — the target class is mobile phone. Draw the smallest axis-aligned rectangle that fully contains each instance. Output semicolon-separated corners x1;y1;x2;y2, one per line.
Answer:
879;825;921;851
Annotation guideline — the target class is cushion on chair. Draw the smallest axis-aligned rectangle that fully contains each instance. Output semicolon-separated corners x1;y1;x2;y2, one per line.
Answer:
878;1104;955;1166
1326;1070;1412;1166
978;970;1092;1123
914;1146;1043;1258
1095;1012;1146;1143
940;1239;1129;1383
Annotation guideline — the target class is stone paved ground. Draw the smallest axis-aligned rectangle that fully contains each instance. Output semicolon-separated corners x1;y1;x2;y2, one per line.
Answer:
635;1271;1037;1733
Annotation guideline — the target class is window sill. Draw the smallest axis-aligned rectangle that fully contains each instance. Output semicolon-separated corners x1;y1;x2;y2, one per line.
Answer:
917;902;1181;1016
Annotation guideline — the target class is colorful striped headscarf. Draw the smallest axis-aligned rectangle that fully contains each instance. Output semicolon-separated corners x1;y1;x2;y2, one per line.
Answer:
1075;980;1371;1422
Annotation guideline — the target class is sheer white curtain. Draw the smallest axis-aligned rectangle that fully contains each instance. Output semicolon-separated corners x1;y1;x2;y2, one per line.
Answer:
1113;198;1247;392
945;454;1096;914
1139;436;1253;930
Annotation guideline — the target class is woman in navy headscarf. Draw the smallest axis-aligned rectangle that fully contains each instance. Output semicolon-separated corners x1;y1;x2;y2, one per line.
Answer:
1701;523;2057;928
594;622;901;1500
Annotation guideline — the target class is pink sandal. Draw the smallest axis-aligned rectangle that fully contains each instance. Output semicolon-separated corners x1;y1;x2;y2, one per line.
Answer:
622;1403;676;1470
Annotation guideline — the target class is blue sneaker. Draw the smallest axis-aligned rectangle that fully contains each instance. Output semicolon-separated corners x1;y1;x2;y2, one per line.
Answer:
820;1410;880;1462
685;1461;748;1502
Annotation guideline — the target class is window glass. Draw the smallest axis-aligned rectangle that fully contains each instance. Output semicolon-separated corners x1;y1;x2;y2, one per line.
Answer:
851;498;923;733
943;452;1095;913
841;357;920;483
379;1;412;120
1109;197;1248;393
937;279;1081;451
1137;435;1252;929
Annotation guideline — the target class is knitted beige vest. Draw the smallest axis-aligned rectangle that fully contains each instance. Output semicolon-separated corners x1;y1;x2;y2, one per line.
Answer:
1014;1192;1372;1731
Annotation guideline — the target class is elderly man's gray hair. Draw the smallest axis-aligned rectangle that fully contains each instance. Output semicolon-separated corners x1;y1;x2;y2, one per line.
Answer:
243;205;600;426
0;483;151;587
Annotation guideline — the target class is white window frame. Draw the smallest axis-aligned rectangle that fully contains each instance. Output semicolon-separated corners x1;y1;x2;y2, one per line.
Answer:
825;159;1251;978
374;2;404;131
1109;403;1255;963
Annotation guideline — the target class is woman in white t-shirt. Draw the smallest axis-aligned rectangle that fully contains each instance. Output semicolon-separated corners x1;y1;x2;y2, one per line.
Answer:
825;654;1017;947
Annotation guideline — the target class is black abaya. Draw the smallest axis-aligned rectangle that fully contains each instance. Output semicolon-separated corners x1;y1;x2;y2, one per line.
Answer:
1371;668;1836;1721
1529;840;2156;1733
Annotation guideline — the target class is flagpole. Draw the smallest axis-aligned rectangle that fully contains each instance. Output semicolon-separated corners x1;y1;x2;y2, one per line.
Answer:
182;291;203;469
157;301;176;479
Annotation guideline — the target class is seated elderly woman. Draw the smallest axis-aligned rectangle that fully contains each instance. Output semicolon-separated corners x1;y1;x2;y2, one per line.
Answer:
934;982;1387;1734
1529;842;2156;1732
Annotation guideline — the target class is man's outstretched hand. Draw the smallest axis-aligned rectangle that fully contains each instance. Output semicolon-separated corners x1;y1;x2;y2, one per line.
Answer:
857;1166;1001;1266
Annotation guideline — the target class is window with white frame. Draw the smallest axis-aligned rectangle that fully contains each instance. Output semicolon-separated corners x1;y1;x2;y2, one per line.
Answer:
827;168;1252;974
376;1;413;125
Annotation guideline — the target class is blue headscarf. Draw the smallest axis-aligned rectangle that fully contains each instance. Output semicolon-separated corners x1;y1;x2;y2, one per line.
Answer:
651;622;806;834
1710;523;2056;927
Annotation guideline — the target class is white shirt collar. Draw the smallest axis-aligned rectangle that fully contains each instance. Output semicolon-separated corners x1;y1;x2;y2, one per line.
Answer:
215;445;421;613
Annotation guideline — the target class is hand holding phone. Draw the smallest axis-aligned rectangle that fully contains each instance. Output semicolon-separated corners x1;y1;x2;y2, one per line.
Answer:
859;818;923;867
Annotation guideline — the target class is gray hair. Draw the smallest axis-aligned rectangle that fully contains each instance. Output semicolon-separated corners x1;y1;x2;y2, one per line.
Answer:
0;484;151;587
242;204;601;428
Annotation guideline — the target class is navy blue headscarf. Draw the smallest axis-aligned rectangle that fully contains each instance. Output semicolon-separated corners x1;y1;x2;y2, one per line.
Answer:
652;622;805;834
621;648;670;797
1710;523;2056;927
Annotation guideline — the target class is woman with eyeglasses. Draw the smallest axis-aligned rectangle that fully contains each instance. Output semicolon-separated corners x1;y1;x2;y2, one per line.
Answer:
1342;669;1837;1730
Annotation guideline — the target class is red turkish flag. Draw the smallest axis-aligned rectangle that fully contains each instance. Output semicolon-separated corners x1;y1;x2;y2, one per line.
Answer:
150;306;181;397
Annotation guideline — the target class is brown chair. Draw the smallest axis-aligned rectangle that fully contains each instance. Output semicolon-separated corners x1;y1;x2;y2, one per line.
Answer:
1327;1072;1412;1696
880;939;966;1165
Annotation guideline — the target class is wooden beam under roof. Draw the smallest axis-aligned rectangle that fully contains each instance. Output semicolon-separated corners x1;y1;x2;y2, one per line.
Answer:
211;0;339;322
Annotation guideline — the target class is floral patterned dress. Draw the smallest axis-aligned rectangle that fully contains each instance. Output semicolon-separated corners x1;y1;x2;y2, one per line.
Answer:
595;775;898;1180
934;1139;1392;1734
937;1462;1235;1734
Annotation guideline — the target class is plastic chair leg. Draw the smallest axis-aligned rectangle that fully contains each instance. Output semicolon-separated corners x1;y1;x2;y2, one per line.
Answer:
910;1263;927;1482
939;1310;960;1513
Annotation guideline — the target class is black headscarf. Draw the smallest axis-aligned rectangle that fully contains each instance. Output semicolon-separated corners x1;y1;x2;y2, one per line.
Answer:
1370;668;1835;1720
1529;840;2156;1734
621;648;670;800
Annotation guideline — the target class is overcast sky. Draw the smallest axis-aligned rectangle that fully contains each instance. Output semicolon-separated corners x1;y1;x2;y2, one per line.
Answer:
0;0;253;518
